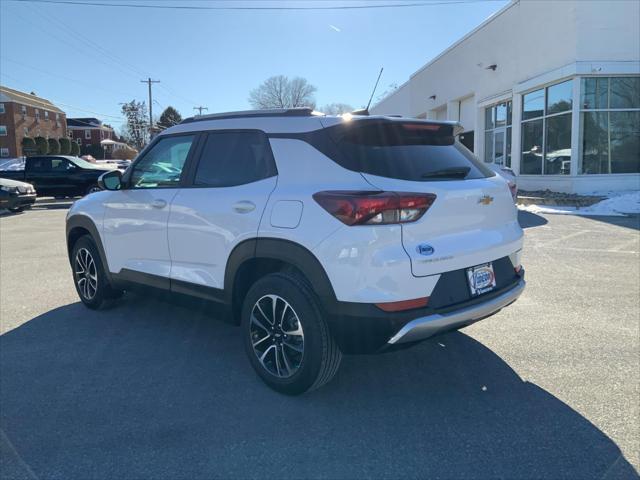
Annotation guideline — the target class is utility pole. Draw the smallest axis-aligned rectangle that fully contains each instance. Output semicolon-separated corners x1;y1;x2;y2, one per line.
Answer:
140;77;160;132
193;106;208;116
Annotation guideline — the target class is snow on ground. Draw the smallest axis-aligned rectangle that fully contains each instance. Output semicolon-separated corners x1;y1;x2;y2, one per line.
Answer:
518;191;640;217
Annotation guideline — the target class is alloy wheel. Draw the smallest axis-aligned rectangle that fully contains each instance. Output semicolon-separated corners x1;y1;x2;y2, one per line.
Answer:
75;247;98;300
249;294;304;378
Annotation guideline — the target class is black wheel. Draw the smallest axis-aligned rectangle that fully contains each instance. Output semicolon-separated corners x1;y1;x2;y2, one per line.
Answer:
241;273;342;395
86;185;101;196
7;206;23;213
71;235;123;309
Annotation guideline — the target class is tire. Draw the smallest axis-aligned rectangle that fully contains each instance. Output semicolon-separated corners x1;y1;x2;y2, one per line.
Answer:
71;235;123;309
7;206;23;213
241;272;342;395
86;185;101;196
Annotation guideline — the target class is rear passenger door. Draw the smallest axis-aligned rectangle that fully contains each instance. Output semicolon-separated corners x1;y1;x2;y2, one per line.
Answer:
167;130;277;294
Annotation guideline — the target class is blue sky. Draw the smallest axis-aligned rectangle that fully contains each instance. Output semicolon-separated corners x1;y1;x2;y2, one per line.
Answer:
0;0;508;132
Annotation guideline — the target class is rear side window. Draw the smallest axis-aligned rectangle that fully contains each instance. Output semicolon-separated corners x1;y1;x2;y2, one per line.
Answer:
323;120;493;181
193;131;276;187
29;158;52;172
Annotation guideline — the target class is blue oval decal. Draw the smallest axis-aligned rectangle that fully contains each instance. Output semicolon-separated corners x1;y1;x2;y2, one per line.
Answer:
417;244;435;256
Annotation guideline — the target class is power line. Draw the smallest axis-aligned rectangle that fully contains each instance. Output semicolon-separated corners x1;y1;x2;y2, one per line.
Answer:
1;56;134;97
6;0;489;10
9;5;143;83
0;84;126;120
9;0;201;110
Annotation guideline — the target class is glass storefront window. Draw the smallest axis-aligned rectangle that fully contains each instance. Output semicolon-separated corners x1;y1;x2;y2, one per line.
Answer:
495;103;507;127
521;119;543;174
581;78;608;109
545;114;572;175
484;100;512;167
547;80;573;115
484;131;494;163
610;77;640;109
580;76;640;174
521;79;574;175
485;108;494;131
522;89;545;120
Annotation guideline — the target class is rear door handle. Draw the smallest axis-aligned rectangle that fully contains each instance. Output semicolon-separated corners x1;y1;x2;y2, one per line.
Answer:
151;199;167;209
233;201;256;214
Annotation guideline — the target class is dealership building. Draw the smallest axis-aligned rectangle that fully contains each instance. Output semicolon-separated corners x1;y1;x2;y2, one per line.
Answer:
371;0;640;193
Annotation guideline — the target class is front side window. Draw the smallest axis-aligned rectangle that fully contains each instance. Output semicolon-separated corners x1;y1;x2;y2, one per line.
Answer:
484;100;512;167
194;131;276;187
579;76;640;174
521;79;573;175
129;135;195;188
51;158;75;171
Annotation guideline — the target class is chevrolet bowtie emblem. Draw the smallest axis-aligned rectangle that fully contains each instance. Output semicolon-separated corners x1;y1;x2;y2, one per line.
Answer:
478;195;494;205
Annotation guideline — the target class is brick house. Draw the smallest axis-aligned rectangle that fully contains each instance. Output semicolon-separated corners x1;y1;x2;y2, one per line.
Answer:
67;118;116;158
0;85;67;158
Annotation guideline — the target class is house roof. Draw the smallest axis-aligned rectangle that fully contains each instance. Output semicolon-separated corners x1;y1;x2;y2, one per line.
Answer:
67;117;103;128
0;85;65;114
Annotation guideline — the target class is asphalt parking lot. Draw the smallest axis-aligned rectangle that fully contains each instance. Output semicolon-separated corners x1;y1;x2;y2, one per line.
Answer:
1;200;638;479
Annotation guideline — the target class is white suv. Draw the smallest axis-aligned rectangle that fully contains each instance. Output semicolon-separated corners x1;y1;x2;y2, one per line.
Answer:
66;108;525;394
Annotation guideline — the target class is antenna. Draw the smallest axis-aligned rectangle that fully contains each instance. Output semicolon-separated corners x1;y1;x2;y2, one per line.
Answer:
366;67;384;112
352;67;383;116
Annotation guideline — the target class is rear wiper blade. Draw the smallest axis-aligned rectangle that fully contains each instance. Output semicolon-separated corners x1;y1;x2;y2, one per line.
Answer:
421;167;470;179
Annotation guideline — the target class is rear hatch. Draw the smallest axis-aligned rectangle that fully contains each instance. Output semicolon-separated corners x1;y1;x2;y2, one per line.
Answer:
321;118;522;277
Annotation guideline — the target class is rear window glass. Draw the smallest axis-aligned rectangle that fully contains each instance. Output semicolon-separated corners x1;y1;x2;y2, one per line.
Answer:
324;120;493;181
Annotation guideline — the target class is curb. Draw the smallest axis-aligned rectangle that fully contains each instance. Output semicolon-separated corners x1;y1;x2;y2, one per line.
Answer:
517;196;605;208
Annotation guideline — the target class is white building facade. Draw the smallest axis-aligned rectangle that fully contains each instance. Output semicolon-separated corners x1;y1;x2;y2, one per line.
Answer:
371;0;640;194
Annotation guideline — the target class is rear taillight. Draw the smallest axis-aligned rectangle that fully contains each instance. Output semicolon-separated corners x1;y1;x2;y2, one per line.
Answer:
313;191;436;226
375;296;429;312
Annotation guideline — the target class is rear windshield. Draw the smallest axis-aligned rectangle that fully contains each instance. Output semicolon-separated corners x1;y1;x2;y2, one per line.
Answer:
322;120;494;181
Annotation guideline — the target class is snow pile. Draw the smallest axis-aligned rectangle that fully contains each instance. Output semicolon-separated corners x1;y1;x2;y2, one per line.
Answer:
519;191;640;217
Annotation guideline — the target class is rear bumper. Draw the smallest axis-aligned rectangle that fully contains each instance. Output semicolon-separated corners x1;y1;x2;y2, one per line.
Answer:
324;262;525;354
387;278;525;344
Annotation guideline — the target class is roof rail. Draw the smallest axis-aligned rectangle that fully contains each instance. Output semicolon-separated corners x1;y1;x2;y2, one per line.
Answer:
180;107;318;124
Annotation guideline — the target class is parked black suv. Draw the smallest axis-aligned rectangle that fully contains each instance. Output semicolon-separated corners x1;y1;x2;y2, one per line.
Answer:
0;156;111;197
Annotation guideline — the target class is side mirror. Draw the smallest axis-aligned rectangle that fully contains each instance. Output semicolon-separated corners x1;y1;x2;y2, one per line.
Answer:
98;169;122;191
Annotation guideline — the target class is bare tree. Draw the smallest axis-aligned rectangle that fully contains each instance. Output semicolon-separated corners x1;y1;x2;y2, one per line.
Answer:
375;83;398;103
321;103;354;115
120;100;149;149
249;75;317;109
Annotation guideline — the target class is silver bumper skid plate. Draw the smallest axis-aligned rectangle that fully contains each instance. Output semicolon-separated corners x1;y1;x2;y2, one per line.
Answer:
388;279;526;344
